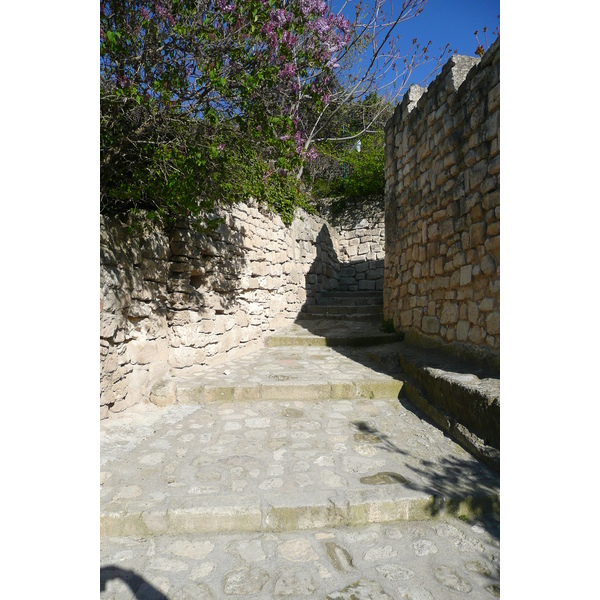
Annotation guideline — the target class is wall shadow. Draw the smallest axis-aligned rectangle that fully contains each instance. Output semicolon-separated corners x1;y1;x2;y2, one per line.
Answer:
304;224;340;307
101;566;169;599
294;240;499;539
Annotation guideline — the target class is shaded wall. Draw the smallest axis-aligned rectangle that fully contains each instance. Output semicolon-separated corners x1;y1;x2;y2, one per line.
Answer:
100;201;340;419
100;195;387;419
317;196;385;291
383;39;499;362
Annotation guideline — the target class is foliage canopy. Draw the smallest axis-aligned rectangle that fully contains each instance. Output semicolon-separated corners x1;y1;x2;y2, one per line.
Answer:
100;1;447;225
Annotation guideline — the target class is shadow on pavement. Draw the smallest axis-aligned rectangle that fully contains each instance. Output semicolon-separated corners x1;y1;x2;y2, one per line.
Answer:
351;414;500;540
101;566;169;600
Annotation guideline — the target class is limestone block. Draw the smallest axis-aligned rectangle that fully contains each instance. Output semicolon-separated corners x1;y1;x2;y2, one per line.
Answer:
101;346;119;377
460;265;473;286
102;288;132;314
484;235;500;261
150;379;177;407
453;252;466;268
467;301;480;325
468;160;488;192
449;270;460;289
468;326;484;344
486;311;500;335
490;137;499;157
464;149;479;168
169;346;207;369
441;303;459;324
481;254;497;276
422;316;441;334
470;104;485;130
488;155;500;176
100;313;122;340
487;221;500;237
440;220;454;239
126;337;169;365
484;111;499;142
470;222;486;247
480;298;495;312
480;176;498;195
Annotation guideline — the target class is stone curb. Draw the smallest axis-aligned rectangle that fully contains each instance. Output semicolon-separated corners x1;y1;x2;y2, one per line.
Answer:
100;488;500;538
175;380;404;404
395;346;500;472
265;333;402;347
403;381;500;473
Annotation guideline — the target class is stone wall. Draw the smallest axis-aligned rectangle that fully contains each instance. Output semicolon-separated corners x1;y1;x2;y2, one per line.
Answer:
383;39;499;363
101;199;383;419
316;196;385;292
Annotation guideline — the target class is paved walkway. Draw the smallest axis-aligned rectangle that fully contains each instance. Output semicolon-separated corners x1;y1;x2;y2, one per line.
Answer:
101;319;500;599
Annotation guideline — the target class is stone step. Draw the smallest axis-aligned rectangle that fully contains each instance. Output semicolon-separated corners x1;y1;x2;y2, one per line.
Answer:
394;345;500;473
101;397;500;538
267;321;400;347
165;342;405;404
298;306;383;322
318;291;384;306
101;514;500;599
305;305;382;316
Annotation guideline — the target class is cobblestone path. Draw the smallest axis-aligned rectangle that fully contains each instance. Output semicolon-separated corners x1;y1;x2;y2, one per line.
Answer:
101;318;499;599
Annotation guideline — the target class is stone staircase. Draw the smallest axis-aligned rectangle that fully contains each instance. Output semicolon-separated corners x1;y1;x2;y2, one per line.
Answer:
100;292;500;599
298;290;384;322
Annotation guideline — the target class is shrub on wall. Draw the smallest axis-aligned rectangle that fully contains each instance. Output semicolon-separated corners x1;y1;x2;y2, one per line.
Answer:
100;0;351;226
309;132;386;199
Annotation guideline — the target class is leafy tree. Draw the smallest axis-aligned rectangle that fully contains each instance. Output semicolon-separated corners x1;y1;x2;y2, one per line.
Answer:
293;0;453;180
100;1;448;224
101;0;351;223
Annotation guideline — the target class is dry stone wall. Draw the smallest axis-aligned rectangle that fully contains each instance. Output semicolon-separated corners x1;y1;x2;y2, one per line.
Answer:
101;199;383;419
316;196;385;291
384;39;499;363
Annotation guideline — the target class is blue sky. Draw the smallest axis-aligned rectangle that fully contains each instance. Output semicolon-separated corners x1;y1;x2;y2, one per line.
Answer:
405;0;500;59
335;0;500;96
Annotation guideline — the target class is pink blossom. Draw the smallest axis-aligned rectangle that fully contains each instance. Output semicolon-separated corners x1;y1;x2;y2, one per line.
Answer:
305;146;318;160
279;63;296;79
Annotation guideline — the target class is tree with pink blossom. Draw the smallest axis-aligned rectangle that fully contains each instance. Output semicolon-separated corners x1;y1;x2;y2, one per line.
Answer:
101;1;447;224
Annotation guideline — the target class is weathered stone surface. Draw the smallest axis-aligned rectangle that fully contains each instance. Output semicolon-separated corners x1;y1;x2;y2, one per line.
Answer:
383;42;499;359
325;543;354;573
433;566;472;592
223;567;269;595
150;379;177;407
102;196;386;418
277;538;319;563
376;564;416;581
326;578;394;600
172;582;214;600
274;570;317;597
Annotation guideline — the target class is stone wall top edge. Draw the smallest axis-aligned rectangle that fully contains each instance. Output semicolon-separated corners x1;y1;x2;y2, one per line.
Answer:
387;37;499;130
100;199;325;237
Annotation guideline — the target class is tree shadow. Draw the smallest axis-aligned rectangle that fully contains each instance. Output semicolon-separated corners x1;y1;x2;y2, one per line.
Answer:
352;420;409;456
351;405;500;540
100;566;169;600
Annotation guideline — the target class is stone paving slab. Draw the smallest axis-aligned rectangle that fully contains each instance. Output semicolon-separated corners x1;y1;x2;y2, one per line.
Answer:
101;397;499;538
101;515;500;599
265;321;402;347
169;344;405;404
